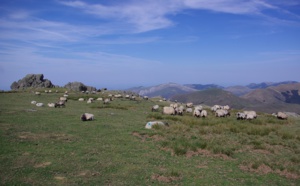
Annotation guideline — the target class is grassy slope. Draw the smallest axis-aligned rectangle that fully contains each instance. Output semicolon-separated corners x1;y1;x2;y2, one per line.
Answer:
0;91;299;185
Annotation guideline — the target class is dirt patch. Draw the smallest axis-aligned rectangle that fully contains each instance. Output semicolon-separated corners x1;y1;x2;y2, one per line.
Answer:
77;170;100;177
132;132;164;142
151;174;182;183
34;162;51;168
54;176;67;181
239;163;300;179
17;132;75;142
186;149;232;160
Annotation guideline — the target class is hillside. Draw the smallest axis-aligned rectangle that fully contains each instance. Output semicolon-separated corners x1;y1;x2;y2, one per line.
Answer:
170;89;255;109
224;86;252;96
242;83;300;104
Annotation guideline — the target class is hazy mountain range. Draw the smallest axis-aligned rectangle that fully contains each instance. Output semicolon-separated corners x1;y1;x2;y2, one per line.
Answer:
128;81;300;113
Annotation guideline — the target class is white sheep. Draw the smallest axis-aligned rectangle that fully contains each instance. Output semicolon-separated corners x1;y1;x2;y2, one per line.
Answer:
152;105;159;112
145;121;167;129
244;111;257;119
81;113;94;121
78;98;84;101
36;103;44;107
215;109;229;117
236;112;246;120
186;108;193;113
200;110;208;118
31;101;37;104
276;112;288;120
162;106;175;115
193;109;201;117
35;92;41;95
47;103;55;107
186;102;193;108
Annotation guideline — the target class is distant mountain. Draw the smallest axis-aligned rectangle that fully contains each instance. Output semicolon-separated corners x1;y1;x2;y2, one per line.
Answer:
128;83;197;99
242;83;300;104
246;81;298;89
224;86;252;96
184;84;224;90
171;88;255;109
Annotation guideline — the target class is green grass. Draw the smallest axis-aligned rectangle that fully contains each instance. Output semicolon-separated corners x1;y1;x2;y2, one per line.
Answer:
0;91;300;185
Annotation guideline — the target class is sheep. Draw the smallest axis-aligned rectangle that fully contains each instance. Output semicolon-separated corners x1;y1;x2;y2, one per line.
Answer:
162;106;175;115
55;100;65;108
60;97;67;102
125;95;130;99
200;110;208;118
244;111;257;119
193;109;201;117
276;112;288;120
47;103;55;107
236;112;246;120
143;96;148;100
31;101;37;104
186;102;193;108
36;103;44;107
194;105;202;112
87;98;94;104
96;98;103;101
81;113;94;121
215;109;229;117
211;105;221;112
78;98;84;101
145;121;168;129
223;105;230;110
35;92;41;96
186;108;193;113
152;105;159;112
63;94;69;97
104;98;110;104
176;107;184;116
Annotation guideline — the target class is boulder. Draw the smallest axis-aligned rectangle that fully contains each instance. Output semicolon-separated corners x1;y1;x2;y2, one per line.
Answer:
64;82;96;92
10;74;55;90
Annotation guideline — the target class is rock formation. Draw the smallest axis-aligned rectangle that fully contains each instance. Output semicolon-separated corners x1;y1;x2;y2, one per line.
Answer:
64;82;96;92
10;74;55;90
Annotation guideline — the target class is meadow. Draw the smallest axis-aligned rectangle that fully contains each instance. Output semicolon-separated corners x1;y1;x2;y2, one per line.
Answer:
0;90;299;185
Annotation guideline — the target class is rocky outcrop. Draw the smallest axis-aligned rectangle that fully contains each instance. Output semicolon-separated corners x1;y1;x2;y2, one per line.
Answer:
64;82;96;92
10;74;55;90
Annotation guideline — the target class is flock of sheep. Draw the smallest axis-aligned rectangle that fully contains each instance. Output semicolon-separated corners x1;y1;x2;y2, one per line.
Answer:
30;90;288;124
152;102;288;120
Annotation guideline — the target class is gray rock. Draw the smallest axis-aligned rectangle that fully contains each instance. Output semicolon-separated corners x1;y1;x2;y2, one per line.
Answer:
10;74;55;90
64;82;96;92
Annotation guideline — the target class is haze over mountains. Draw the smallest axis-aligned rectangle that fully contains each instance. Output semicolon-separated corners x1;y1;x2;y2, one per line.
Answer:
128;81;300;113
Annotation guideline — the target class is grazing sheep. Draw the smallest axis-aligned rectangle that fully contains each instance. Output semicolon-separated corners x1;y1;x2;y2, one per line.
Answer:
55;100;65;108
104;98;110;104
87;98;94;104
194;105;203;112
236;112;246;120
143;96;149;100
36;103;44;107
200;110;208;118
63;94;69;97
45;90;49;93
31;101;37;104
78;98;84;101
215;109;229;117
47;103;55;107
145;121;168;129
96;98;103;101
125;95;130;99
223;105;230;110
176;107;184;116
193;109;201;117
35;92;41;95
186;108;193;113
162;106;175;115
81;113;94;121
152;105;159;112
60;97;67;102
244;111;257;119
186;102;193;108
276;112;288;120
211;105;221;112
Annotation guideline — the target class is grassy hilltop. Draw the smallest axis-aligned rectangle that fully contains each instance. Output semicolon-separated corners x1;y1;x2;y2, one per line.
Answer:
0;90;299;185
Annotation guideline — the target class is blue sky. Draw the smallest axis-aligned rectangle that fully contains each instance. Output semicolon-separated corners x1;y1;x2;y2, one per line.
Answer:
0;0;299;90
